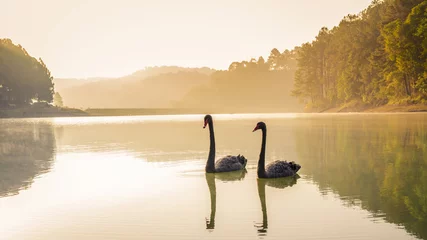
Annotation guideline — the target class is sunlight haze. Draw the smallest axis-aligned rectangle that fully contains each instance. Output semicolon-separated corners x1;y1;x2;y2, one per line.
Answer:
2;0;372;78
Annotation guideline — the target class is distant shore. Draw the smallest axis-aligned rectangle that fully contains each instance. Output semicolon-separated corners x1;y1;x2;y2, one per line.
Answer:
0;106;89;118
1;104;427;119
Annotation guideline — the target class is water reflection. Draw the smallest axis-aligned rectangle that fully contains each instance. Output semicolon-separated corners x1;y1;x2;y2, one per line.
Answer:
0;121;56;198
294;114;427;239
47;115;287;163
255;175;299;236
205;170;247;230
0;114;425;240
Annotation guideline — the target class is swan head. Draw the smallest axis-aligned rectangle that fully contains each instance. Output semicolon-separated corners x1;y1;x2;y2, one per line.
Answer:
203;114;213;128
252;122;266;132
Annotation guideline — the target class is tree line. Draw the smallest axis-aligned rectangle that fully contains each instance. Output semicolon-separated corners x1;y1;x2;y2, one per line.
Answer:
291;0;427;110
176;48;303;112
0;39;54;107
3;0;426;111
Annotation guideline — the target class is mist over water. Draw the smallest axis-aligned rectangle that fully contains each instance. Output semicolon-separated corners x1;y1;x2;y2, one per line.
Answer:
0;113;426;240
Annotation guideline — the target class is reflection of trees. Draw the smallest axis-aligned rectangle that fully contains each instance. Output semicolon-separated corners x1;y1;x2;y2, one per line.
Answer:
205;170;247;230
294;115;427;239
255;175;299;236
0;121;56;198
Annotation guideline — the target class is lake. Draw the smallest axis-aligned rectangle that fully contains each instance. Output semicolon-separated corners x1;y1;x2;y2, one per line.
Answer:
0;113;426;240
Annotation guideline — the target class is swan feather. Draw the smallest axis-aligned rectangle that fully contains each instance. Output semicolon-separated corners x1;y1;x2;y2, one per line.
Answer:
214;154;247;172
265;160;301;178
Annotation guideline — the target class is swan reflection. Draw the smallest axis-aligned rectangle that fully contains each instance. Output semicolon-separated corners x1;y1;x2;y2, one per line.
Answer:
255;175;300;236
205;169;247;230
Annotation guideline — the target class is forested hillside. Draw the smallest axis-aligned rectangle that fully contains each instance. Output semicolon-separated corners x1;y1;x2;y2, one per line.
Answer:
4;0;426;113
176;49;303;112
291;0;427;110
0;39;54;106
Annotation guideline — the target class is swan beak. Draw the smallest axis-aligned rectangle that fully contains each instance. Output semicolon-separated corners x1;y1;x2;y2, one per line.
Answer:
203;121;207;129
252;126;258;132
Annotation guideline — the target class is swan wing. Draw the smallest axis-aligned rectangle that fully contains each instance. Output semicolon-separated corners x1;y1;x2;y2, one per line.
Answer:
215;155;247;172
265;160;300;178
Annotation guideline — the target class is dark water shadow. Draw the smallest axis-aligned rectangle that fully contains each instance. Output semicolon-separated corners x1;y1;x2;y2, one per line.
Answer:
255;175;300;236
0;121;56;198
205;170;247;230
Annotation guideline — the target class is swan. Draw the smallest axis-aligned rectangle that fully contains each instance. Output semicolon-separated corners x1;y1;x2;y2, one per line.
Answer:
203;114;247;173
252;121;301;178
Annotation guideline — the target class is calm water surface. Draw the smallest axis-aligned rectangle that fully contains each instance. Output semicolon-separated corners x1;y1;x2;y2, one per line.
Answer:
0;113;426;240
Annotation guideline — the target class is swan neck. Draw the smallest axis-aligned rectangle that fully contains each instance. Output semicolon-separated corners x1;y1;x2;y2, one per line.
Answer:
206;121;216;172
258;127;267;178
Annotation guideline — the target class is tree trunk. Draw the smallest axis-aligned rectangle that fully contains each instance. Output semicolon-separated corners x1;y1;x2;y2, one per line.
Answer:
404;74;411;96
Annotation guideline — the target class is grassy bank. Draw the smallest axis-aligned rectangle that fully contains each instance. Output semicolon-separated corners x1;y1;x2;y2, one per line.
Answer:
312;102;427;113
0;106;89;118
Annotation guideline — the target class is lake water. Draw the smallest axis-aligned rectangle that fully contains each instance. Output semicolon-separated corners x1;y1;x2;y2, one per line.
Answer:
0;113;426;240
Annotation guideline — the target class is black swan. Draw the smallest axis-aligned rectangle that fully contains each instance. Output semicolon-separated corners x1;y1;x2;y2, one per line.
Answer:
252;121;301;178
205;170;247;230
255;176;299;234
203;114;247;173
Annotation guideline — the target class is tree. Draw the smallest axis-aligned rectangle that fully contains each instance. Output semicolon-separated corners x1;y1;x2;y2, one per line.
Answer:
178;49;303;112
291;0;427;110
53;92;63;107
0;39;55;106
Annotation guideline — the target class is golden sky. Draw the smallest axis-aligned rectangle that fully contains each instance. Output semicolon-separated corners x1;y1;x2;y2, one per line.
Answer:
2;0;372;78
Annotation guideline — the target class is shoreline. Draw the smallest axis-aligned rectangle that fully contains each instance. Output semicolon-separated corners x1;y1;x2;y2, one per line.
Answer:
1;104;427;119
0;106;89;119
310;104;427;113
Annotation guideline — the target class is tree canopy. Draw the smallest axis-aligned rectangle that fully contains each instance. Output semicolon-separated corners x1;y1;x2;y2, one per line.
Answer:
0;39;54;106
291;0;427;110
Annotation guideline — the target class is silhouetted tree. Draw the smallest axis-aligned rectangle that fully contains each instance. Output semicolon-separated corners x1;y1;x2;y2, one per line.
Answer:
53;92;63;107
0;39;55;106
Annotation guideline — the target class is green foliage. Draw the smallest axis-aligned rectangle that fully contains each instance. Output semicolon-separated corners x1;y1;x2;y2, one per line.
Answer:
292;0;427;109
0;39;54;106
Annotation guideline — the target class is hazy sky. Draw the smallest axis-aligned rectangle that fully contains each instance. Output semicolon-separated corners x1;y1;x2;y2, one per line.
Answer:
2;0;372;78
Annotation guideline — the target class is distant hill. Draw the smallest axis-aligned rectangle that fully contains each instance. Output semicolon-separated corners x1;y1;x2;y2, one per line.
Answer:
174;50;304;113
53;60;304;112
54;78;111;93
55;66;214;108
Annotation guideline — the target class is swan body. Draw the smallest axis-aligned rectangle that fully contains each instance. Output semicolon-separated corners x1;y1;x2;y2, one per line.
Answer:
264;160;301;178
203;115;247;173
253;122;301;178
213;154;247;173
